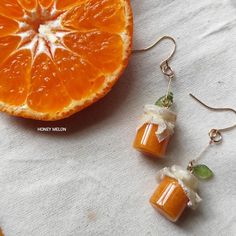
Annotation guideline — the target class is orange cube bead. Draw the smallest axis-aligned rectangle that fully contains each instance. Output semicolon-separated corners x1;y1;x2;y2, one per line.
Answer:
133;123;170;158
150;176;189;222
0;228;3;236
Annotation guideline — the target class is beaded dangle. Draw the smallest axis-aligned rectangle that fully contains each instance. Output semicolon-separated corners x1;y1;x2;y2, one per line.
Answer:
150;94;236;222
133;36;177;158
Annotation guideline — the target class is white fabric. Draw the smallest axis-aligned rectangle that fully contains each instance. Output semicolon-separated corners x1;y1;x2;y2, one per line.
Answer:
1;0;236;235
138;104;177;142
156;165;202;210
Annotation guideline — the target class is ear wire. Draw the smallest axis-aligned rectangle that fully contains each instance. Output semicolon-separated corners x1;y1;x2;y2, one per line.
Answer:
132;35;176;79
190;93;236;143
133;35;177;107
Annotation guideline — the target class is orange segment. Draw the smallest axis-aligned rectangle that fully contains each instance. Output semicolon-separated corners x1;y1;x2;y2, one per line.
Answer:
56;0;87;10
18;0;37;10
38;0;53;8
0;0;133;120
0;15;19;36
62;0;125;33
0;50;31;105
54;48;105;100
0;0;24;19
27;53;71;113
0;36;21;64
63;31;123;73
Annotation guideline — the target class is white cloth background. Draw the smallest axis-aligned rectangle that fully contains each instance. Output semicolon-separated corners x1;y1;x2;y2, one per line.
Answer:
0;0;236;235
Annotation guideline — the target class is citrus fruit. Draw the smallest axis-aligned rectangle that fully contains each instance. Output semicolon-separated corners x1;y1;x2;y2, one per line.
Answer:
0;0;133;120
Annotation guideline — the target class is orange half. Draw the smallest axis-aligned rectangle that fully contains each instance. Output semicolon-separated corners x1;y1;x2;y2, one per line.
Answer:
0;0;133;120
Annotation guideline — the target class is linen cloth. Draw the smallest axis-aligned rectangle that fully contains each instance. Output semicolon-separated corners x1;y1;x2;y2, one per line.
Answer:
0;0;236;235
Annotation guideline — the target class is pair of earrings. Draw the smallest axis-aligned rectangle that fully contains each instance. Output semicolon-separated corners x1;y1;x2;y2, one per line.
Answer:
132;36;236;222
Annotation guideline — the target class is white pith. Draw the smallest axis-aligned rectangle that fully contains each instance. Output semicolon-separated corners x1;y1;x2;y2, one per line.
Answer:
14;3;72;59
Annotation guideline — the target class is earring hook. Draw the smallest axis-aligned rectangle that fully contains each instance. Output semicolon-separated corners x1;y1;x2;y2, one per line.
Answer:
190;93;236;143
132;35;176;78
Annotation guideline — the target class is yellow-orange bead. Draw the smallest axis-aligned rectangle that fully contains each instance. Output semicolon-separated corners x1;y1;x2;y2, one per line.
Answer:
0;228;4;236
150;176;189;222
133;123;170;158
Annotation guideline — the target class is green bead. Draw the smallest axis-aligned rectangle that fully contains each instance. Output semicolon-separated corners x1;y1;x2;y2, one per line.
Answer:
155;92;174;108
192;164;214;180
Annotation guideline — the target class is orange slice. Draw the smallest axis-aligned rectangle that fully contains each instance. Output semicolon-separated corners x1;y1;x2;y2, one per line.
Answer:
0;0;133;120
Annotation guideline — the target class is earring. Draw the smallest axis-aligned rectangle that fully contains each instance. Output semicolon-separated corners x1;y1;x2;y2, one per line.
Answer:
133;36;177;158
150;94;236;222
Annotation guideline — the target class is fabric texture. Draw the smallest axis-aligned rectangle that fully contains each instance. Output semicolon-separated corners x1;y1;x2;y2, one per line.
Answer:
0;0;236;235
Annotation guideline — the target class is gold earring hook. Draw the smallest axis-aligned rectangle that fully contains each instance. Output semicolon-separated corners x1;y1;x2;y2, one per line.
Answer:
132;35;177;78
190;93;236;143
